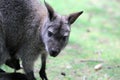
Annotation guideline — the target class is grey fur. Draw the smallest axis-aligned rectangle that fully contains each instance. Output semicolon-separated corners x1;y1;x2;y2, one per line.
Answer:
0;0;83;80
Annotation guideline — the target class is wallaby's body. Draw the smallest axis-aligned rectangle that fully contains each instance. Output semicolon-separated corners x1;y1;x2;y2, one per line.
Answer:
0;0;83;80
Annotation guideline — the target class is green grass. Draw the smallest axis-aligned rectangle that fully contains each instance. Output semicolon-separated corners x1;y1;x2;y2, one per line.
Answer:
1;0;120;80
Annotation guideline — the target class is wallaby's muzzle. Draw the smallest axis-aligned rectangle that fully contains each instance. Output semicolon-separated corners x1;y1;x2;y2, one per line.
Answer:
49;48;60;57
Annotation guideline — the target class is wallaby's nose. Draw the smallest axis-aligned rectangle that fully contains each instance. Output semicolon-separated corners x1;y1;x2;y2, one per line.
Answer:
50;48;60;57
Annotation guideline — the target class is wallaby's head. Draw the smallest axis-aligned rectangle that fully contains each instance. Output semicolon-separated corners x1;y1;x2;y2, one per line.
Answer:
42;1;83;57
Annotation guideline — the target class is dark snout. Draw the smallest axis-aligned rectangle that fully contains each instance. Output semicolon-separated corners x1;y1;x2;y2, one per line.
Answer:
50;48;60;57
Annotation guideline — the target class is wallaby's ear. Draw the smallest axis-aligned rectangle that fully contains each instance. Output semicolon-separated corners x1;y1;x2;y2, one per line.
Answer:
44;0;54;20
68;11;83;25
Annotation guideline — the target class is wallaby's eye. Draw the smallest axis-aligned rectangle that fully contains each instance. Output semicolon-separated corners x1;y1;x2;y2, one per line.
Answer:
62;36;67;41
48;31;53;37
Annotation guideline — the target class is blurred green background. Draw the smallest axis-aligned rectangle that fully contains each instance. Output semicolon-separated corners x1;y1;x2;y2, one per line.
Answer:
1;0;120;80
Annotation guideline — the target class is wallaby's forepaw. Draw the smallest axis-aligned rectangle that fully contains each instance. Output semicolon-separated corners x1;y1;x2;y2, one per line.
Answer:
39;70;48;80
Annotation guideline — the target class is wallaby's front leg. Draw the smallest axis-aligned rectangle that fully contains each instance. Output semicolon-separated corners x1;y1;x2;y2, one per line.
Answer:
22;58;36;80
39;53;48;80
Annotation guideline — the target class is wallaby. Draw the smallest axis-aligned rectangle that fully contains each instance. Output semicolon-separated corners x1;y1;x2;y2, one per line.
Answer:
0;0;83;80
0;69;28;80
